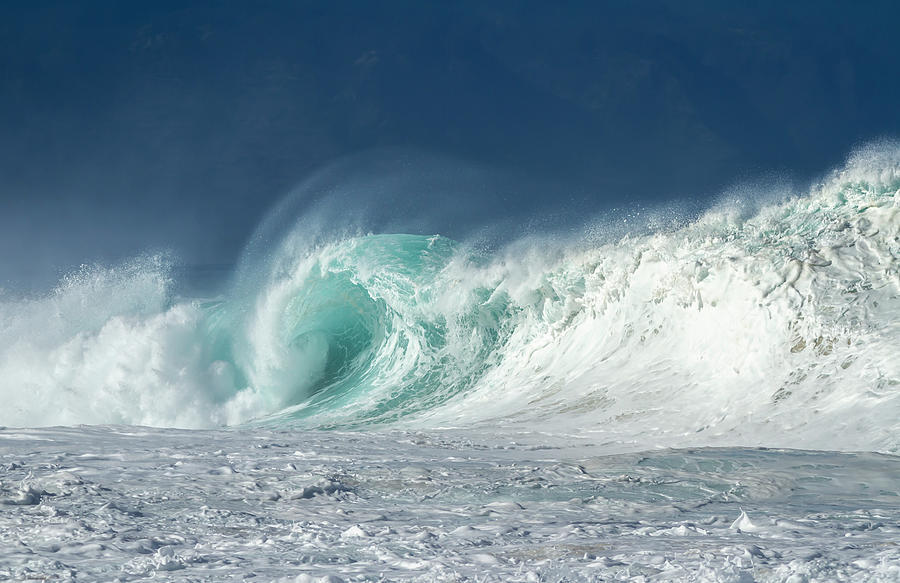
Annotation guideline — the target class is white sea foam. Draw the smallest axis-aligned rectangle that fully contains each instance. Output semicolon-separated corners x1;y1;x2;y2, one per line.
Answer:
0;258;251;427
420;150;900;452
1;426;899;581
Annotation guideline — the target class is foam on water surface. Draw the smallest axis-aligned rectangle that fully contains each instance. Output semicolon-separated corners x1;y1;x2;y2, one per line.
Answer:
1;426;899;582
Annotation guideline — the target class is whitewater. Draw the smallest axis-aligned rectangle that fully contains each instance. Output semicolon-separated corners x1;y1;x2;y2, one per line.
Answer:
1;146;899;581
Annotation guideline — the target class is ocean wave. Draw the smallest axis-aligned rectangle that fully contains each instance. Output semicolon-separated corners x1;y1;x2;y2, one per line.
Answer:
1;145;897;452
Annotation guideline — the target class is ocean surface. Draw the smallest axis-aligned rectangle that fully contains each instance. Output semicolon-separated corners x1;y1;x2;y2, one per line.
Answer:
1;145;899;581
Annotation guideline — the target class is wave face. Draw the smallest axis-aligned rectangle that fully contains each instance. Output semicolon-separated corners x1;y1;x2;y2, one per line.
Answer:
1;147;898;451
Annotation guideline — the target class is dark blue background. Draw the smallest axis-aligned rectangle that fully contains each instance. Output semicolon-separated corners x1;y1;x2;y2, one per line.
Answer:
2;1;899;287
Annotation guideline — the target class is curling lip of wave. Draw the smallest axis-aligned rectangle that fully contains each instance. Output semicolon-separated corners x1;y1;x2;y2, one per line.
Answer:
0;146;897;453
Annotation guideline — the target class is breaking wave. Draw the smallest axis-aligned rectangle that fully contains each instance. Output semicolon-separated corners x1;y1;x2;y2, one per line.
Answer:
1;145;898;452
